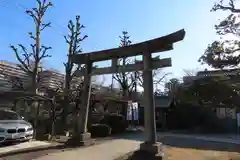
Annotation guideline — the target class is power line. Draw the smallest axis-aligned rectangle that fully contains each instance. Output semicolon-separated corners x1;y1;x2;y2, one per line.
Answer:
1;0;67;36
1;0;9;8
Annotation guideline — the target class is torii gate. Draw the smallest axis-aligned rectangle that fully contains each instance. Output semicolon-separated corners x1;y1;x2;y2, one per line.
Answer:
68;29;185;156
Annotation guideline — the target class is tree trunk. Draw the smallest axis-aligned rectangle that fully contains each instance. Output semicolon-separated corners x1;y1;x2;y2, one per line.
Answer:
31;71;38;93
122;89;128;120
61;73;71;130
50;99;56;140
33;18;41;94
33;102;40;139
61;97;68;130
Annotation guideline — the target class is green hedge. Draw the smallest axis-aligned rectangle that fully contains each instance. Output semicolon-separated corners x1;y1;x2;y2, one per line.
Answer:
89;123;112;137
100;113;128;134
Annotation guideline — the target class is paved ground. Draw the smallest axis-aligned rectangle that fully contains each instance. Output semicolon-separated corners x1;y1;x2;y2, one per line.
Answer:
0;139;141;160
0;137;120;160
159;133;240;144
0;133;239;160
0;141;52;155
118;132;240;145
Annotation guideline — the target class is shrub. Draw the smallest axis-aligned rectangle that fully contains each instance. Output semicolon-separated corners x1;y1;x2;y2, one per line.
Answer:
89;123;111;137
100;113;128;134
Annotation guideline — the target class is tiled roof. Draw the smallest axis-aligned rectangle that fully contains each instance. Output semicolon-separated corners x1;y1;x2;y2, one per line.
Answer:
197;69;240;77
140;95;173;108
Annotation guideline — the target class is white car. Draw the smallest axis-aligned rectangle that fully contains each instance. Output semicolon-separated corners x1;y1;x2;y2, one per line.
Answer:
0;109;34;143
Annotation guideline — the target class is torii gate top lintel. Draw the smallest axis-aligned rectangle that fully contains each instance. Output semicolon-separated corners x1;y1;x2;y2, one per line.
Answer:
71;29;185;64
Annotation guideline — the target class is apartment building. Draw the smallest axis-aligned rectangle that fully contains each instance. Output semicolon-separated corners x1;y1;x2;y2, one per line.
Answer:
39;69;65;91
0;61;90;93
0;61;31;91
38;69;85;93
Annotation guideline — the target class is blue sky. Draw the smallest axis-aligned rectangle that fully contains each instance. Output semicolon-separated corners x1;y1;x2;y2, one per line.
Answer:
0;0;224;86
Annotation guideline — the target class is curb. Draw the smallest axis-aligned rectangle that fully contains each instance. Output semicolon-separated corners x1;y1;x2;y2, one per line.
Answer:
0;137;117;158
0;143;64;158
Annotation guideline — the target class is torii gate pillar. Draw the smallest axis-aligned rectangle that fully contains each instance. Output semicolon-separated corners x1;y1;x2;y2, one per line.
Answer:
139;52;163;156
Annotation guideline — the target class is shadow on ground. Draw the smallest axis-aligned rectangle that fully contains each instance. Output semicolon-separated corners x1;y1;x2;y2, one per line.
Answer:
114;150;163;160
0;143;74;158
117;132;240;153
0;136;117;159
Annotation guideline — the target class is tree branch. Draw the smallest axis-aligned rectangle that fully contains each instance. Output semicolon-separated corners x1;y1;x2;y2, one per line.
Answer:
40;22;51;31
0;67;26;91
10;0;53;93
212;0;240;13
136;69;171;88
153;72;171;85
28;32;37;41
10;45;31;73
39;45;52;59
199;40;240;69
26;10;38;25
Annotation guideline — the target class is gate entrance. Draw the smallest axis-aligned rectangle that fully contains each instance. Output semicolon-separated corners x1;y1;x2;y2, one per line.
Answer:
69;29;185;155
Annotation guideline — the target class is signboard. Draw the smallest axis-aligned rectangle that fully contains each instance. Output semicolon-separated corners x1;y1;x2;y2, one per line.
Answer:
237;112;240;127
127;101;139;121
132;102;138;120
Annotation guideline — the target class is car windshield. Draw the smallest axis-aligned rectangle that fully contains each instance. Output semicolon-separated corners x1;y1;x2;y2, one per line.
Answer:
0;110;22;120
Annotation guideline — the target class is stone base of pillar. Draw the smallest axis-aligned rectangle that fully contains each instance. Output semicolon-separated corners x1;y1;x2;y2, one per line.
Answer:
66;132;95;146
139;142;164;158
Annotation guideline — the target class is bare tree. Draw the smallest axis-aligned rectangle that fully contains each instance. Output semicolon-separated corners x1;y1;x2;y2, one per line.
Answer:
136;67;171;88
182;69;199;77
114;32;171;100
113;31;135;99
10;0;52;93
43;85;63;139
165;78;181;98
62;15;88;126
134;55;171;95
